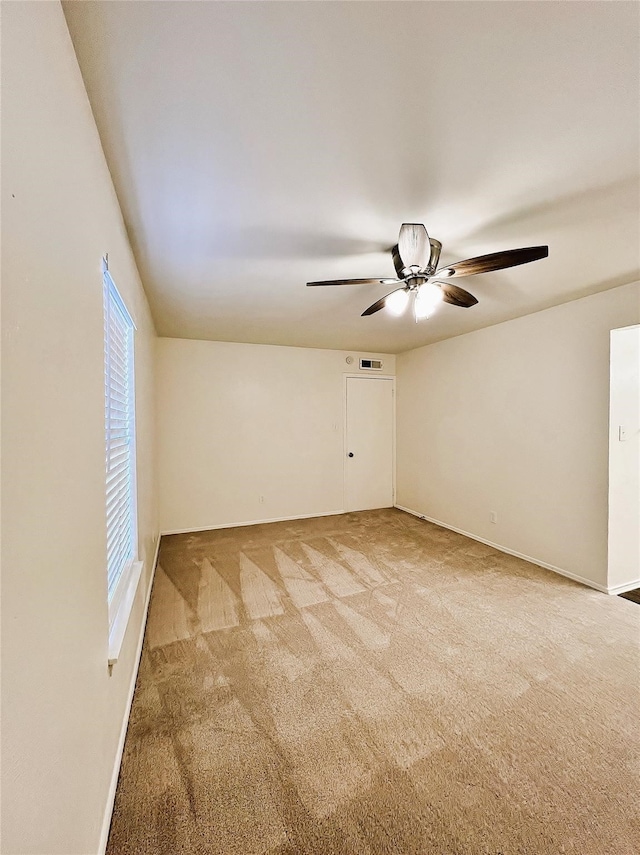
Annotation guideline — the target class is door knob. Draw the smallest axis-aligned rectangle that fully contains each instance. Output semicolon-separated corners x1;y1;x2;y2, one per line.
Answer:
348;452;354;457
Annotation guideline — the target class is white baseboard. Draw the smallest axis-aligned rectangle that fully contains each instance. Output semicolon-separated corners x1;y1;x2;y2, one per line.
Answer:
98;534;161;855
607;578;640;595
394;504;612;594
161;509;346;537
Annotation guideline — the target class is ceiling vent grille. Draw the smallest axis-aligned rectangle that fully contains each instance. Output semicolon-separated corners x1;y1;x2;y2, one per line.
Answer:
360;358;383;370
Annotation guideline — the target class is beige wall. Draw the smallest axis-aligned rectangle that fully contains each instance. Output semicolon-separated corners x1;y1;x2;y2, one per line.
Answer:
608;325;640;590
157;339;395;533
1;4;157;854
396;282;640;591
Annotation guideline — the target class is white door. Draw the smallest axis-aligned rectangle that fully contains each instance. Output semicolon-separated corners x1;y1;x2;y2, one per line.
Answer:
345;377;394;511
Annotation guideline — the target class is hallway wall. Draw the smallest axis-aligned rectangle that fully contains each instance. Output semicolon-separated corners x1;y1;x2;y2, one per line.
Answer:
608;324;640;589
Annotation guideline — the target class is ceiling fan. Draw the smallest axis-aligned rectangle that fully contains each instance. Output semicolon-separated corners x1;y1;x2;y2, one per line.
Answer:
307;223;548;321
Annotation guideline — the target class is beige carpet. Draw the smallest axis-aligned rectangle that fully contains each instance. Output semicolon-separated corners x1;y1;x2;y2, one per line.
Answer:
107;509;640;855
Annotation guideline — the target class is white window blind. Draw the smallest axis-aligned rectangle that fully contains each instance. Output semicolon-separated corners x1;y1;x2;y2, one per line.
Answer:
103;265;137;621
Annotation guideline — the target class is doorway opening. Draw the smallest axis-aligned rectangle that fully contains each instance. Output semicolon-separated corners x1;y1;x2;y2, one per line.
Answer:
608;324;640;595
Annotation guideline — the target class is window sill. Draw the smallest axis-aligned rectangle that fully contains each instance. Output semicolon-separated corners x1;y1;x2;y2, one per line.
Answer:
108;560;144;666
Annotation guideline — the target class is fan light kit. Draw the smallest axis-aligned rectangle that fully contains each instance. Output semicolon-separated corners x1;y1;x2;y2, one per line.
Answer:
307;223;548;322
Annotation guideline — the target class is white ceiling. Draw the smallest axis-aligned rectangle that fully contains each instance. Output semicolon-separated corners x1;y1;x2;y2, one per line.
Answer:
64;1;639;354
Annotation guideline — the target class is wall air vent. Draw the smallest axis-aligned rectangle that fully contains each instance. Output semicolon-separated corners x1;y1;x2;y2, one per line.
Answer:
360;358;383;371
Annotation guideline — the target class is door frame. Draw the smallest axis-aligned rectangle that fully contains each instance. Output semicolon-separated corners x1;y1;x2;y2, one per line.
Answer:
342;373;396;512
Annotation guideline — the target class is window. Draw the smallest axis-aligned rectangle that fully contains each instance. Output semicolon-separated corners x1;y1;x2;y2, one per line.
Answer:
103;261;139;644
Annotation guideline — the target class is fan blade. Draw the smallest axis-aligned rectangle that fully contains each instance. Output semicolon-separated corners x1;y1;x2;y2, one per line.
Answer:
398;223;430;269
307;277;390;287
436;245;548;278
437;281;478;308
361;288;405;317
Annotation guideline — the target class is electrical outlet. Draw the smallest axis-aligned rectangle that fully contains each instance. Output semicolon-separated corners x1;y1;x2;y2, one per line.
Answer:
490;511;498;524
259;495;265;504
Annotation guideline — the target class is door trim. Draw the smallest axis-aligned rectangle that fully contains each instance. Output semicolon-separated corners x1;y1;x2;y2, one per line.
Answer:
342;374;396;512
